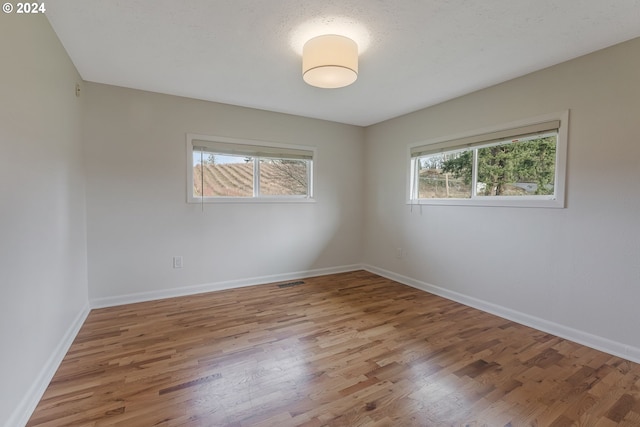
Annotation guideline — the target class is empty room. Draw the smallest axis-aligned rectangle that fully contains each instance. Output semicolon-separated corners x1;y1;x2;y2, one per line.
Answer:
2;1;640;426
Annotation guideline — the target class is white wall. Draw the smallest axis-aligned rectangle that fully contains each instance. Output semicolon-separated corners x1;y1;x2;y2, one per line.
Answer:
363;37;640;357
83;83;365;303
0;14;89;427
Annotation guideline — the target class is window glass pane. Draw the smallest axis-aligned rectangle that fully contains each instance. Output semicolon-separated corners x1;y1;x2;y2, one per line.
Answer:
476;135;556;197
193;153;253;197
417;151;472;198
259;159;308;196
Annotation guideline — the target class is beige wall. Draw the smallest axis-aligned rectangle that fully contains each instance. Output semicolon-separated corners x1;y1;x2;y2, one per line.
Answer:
363;37;640;357
0;14;88;426
83;83;365;303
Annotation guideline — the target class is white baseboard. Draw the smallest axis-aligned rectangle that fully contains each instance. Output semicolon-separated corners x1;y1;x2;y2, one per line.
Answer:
363;264;640;364
90;264;363;309
5;303;91;427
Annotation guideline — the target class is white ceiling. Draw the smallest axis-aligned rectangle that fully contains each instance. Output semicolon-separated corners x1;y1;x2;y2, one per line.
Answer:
46;0;640;126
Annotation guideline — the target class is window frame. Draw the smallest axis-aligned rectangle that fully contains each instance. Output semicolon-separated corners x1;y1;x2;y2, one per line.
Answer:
407;111;569;208
186;134;316;203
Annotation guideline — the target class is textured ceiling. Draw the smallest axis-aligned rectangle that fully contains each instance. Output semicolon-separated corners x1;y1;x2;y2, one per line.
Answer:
46;0;640;126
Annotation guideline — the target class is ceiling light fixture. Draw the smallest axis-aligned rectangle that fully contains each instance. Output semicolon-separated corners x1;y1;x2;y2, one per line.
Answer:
302;34;358;89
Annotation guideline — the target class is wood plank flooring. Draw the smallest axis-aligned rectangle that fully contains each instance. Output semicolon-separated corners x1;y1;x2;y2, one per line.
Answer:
27;271;640;426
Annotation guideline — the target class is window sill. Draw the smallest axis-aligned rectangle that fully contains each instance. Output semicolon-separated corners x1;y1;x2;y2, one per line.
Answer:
407;197;564;208
188;197;316;204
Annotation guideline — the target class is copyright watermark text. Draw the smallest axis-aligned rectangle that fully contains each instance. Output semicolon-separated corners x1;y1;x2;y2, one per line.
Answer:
3;2;46;13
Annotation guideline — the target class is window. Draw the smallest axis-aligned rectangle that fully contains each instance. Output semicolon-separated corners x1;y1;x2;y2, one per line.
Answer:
409;111;568;208
187;134;314;202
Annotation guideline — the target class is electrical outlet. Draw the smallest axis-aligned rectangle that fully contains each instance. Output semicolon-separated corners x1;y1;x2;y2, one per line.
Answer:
173;256;183;269
396;248;403;259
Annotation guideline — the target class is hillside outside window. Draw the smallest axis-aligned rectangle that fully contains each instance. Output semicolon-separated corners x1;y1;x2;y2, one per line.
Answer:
187;134;314;203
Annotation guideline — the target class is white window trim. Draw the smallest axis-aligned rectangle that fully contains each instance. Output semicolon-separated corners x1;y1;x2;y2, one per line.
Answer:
407;110;569;208
186;133;316;203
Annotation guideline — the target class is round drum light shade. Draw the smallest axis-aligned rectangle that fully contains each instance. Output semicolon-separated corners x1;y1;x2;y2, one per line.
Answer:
302;34;358;89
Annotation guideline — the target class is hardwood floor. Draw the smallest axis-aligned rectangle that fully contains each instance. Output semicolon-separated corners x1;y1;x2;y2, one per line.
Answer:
28;271;640;426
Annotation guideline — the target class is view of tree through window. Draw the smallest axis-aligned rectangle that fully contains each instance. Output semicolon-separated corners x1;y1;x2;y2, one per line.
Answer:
417;150;472;198
259;159;308;196
415;134;557;199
